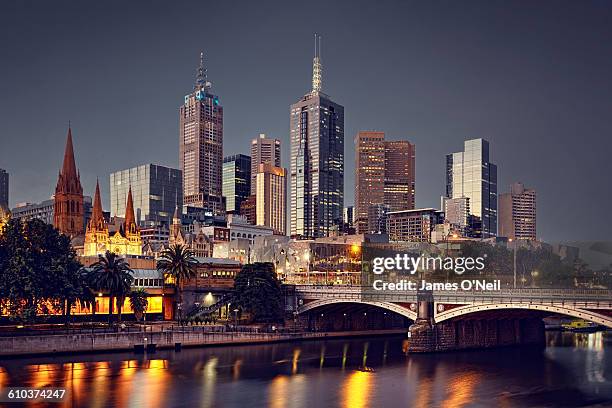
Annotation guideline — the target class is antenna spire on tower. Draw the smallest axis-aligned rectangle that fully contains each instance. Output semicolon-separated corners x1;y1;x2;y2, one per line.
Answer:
311;33;323;93
195;51;209;91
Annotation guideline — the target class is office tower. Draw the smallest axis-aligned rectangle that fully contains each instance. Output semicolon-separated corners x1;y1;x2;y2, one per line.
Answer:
442;196;470;235
290;35;344;239
0;168;8;208
445;138;497;238
250;134;281;195
384;140;415;211
255;163;287;235
222;154;251;214
179;52;224;215
354;131;385;233
53;127;84;237
110;164;182;227
499;182;536;240
354;131;415;233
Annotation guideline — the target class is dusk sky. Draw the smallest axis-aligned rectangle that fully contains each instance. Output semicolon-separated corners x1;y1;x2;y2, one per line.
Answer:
1;0;611;241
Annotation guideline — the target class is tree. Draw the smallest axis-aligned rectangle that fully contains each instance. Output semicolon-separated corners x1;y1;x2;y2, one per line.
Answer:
0;218;85;324
156;244;198;321
129;288;149;321
87;251;133;326
233;262;284;323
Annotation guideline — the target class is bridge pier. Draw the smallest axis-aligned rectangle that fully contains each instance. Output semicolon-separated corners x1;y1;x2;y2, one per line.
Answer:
407;290;545;352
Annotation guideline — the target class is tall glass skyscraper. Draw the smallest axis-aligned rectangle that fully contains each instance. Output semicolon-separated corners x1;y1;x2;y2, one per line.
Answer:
445;138;497;238
0;168;8;208
179;53;224;215
290;35;344;239
110;164;182;227
222;154;251;214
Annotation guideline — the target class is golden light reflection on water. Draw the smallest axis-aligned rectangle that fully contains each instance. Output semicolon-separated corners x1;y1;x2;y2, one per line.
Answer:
269;375;288;408
29;364;59;388
128;359;169;408
292;348;301;374
413;376;433;408
88;362;111;408
342;371;373;408
202;357;218;408
441;371;480;408
61;362;87;407
114;360;137;408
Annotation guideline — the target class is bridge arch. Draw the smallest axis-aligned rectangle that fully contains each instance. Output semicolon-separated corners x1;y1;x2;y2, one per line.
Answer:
435;302;612;328
299;298;417;321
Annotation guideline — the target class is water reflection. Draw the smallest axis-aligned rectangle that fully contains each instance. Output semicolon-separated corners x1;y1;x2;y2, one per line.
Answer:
0;331;608;407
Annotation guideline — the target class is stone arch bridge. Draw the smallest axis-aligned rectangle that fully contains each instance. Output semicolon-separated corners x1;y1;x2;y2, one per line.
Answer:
290;285;612;351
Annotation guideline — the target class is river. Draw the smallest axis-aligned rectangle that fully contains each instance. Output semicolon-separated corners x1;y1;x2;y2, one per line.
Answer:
0;332;610;407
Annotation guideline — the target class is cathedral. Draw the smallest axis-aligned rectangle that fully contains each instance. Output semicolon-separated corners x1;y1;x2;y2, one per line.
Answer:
82;180;142;257
53;127;84;237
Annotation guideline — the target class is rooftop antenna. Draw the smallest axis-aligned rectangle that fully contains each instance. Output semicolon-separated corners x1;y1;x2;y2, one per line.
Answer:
195;51;211;91
312;33;323;93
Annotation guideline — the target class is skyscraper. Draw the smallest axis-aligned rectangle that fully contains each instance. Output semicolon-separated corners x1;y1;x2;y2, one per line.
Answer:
256;163;287;235
445;138;497;238
290;35;344;239
53;127;84;237
499;182;536;240
0;168;8;209
250;134;281;195
222;154;251;214
384;140;415;211
354;131;385;234
180;52;224;215
354;131;415;233
110;164;182;227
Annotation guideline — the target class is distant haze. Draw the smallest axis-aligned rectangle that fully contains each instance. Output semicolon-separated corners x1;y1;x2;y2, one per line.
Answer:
1;0;611;241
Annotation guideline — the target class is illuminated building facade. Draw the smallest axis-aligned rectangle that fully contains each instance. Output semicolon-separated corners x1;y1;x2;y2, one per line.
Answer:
290;35;344;239
256;163;287;235
387;208;444;242
354;131;415;233
250;133;281;195
445;138;497;238
180;52;224;215
83;181;142;256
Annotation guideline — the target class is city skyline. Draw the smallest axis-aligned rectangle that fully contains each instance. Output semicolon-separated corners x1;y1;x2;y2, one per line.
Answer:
1;1;612;241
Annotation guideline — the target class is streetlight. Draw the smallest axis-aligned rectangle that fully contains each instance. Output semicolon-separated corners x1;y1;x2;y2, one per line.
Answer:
509;238;517;289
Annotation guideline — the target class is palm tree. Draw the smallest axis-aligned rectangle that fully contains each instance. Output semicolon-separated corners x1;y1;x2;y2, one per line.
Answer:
156;244;198;322
129;288;149;322
87;251;134;326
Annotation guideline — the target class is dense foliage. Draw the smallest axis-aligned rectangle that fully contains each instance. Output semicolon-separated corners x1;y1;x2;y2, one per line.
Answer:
233;262;284;323
0;218;89;323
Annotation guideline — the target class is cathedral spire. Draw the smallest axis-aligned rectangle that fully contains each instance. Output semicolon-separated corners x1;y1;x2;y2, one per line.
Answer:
311;34;322;93
89;179;105;230
61;127;78;180
124;186;137;233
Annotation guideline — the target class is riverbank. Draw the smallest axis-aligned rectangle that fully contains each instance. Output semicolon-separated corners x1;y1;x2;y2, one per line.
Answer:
0;328;407;357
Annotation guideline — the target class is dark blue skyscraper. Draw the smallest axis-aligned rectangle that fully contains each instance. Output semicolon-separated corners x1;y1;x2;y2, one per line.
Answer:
222;154;251;214
290;35;344;239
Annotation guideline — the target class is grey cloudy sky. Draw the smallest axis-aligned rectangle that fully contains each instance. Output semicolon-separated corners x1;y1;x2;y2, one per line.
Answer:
1;0;611;241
